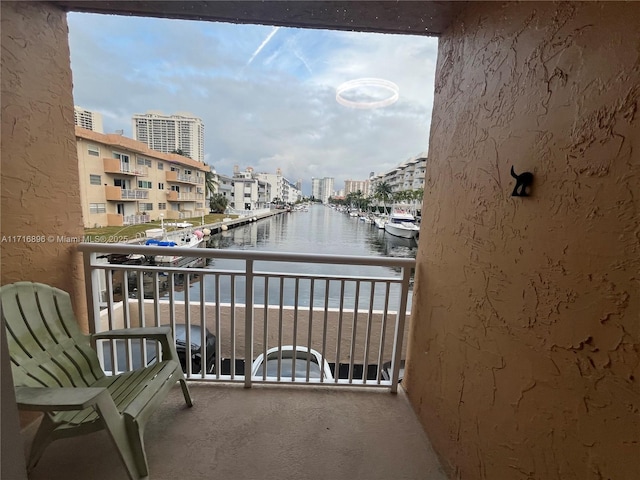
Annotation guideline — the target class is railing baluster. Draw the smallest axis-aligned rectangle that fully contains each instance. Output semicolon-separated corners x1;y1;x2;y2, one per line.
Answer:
230;274;236;379
306;279;315;382
277;277;284;382
348;281;361;384
200;272;206;378
362;281;376;384
291;278;299;382
262;276;269;381
214;273;221;380
184;271;192;378
321;280;330;383
335;280;345;384
376;282;392;384
244;259;254;388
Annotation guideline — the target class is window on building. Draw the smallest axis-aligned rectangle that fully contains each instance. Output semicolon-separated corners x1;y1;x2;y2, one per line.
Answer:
158;203;166;210
140;203;153;211
87;145;100;156
89;174;101;185
157;162;164;170
89;203;106;214
137;157;152;167
184;169;192;175
158;183;164;190
196;203;203;208
138;180;152;189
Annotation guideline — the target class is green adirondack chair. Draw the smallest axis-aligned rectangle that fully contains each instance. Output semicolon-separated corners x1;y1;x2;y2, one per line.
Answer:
1;281;193;480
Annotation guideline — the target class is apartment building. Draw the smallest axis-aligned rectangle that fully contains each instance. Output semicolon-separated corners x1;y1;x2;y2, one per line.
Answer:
76;127;209;227
256;169;303;204
74;106;103;133
132;111;205;163
231;168;271;211
369;153;428;196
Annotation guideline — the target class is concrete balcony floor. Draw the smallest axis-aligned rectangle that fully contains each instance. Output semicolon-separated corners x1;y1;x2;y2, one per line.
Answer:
25;383;447;480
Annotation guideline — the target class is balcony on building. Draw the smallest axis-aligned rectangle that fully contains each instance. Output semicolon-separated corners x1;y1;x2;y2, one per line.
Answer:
103;157;147;176
104;186;149;201
166;170;204;185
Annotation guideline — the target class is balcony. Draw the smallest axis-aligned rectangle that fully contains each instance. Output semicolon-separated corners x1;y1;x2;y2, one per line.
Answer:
167;191;197;202
104;186;149;201
166;170;204;185
26;384;445;480
102;158;147;176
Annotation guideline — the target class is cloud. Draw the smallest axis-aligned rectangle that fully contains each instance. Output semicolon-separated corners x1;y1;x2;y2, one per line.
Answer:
67;13;438;194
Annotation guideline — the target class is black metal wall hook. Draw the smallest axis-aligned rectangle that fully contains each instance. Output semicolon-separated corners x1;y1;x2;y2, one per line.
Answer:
510;166;533;197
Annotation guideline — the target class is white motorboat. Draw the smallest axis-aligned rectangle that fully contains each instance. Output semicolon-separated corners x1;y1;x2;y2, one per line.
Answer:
373;215;388;229
145;228;205;265
384;210;420;239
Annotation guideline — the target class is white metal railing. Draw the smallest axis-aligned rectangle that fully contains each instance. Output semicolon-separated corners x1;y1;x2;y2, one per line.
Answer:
123;214;150;225
78;243;414;392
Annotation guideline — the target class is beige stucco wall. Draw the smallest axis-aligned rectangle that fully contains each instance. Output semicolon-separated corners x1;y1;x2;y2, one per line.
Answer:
1;1;86;318
405;2;639;479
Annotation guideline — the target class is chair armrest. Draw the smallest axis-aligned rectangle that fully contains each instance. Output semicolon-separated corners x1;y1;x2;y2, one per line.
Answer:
93;327;179;362
15;386;109;412
93;326;172;341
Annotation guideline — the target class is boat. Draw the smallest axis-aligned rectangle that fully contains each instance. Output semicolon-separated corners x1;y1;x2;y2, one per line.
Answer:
373;215;388;229
384;210;420;239
145;228;205;266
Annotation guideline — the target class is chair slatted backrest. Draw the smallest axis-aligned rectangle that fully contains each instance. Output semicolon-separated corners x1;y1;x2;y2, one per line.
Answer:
1;282;105;388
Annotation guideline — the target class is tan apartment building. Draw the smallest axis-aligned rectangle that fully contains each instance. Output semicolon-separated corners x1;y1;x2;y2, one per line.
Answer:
76;127;209;227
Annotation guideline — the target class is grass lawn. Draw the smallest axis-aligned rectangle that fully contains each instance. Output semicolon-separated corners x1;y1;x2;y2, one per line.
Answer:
84;214;235;242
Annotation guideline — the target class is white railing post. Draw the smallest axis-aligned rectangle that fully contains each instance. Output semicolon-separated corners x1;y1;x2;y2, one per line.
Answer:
82;250;102;335
389;265;413;393
244;259;254;388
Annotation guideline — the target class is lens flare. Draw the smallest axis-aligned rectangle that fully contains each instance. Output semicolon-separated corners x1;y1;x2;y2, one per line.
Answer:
335;78;400;109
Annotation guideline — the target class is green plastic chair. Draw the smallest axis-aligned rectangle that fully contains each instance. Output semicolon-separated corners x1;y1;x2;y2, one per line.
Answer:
1;281;193;480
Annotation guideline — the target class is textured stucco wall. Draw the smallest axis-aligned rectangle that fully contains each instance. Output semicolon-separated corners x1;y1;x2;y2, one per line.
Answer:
405;2;639;479
1;1;87;322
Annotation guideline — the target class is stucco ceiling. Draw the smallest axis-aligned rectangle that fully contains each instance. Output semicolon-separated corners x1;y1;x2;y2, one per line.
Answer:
52;1;459;36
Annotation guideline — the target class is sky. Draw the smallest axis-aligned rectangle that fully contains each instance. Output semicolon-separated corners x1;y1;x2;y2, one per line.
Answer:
67;13;438;195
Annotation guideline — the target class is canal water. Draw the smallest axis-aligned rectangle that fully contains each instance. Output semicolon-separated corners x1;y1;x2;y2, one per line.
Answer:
171;204;418;309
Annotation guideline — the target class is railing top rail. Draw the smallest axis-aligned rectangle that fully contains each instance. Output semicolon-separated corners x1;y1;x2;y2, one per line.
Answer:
77;242;416;268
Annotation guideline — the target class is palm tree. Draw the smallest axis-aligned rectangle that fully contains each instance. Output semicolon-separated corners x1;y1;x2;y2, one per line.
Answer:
373;181;393;214
205;169;218;198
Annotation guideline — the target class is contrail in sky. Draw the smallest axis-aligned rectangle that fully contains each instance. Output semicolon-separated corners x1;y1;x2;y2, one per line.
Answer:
247;26;280;66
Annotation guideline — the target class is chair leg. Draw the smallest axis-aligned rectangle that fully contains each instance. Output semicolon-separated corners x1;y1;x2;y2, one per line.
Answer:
26;415;56;472
97;397;146;480
179;377;194;407
125;417;149;479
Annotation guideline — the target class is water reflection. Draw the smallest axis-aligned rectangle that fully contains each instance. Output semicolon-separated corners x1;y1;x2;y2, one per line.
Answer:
171;205;417;308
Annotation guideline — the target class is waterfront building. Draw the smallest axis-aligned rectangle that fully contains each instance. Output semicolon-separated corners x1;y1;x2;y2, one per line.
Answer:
369;152;428;196
76;126;209;227
132;111;205;163
74;106;103;133
217;173;234;206
256;168;303;204
231;167;271;211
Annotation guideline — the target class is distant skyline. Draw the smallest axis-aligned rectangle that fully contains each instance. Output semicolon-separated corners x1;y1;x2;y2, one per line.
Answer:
67;13;438;194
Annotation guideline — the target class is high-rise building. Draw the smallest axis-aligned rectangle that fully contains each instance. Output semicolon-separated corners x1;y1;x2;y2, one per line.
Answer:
74;106;104;133
344;179;370;197
132;111;204;163
311;177;334;204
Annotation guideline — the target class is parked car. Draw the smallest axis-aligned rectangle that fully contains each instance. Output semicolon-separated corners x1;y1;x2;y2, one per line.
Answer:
100;323;216;374
251;345;334;381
